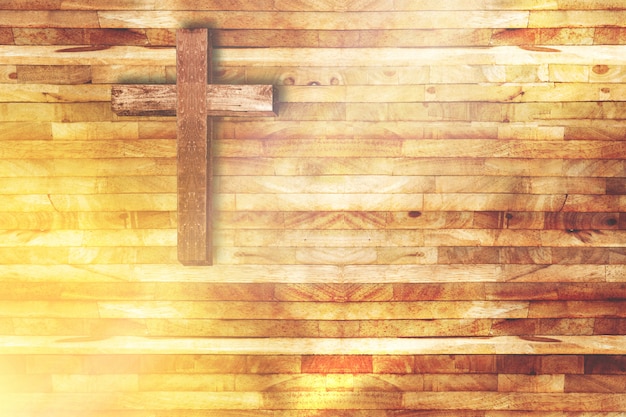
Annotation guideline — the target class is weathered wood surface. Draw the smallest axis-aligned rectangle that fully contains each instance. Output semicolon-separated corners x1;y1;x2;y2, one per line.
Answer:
2;1;626;416
175;28;211;265
111;84;277;116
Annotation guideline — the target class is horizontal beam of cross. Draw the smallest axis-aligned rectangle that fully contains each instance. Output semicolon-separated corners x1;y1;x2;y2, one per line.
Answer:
112;84;277;117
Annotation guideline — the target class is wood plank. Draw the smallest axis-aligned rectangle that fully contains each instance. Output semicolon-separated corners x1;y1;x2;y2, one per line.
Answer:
0;374;51;393
1;281;622;302
529;11;626;28
223;121;503;140
0;122;52;139
0;392;261;411
0;211;175;231
0;27;13;44
528;301;626;318
0;246;176;266
111;84;277;117
92;64;171;84
565;375;626;393
402;391;626;411
12;27;157;46
422;194;622;212
16;65;92;84
0;282;276;302
383;103;626;122
0;1;276;11
0;158;177;177
96;11;530;30
231;194;424;211
0;336;625;355
225;29;494;47
0;229;175;246
216;157;575;177
2;0;624;10
497;354;585;374
176;28;211;265
51;122;141;140
423;83;626;103
595;318;626;335
490;28;594;46
0;65;16;83
0;84;110;102
5;46;626;67
0;194;175;212
0;264;607;283
139;353;299;374
0;301;99;318
0;10;99;28
215;176;435;194
52;374;138;393
436;176;606;195
94;300;530;320
394;0;626;10
0;140;174;159
262;391;403;409
485;282;626;301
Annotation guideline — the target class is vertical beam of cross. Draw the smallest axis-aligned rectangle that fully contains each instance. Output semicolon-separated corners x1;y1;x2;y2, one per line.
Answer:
111;29;277;265
176;29;211;265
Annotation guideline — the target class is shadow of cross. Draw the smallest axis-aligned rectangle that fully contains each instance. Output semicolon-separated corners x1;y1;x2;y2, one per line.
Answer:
111;28;278;266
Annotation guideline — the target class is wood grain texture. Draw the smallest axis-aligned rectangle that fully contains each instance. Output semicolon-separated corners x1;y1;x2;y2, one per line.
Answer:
2;1;626;416
111;84;277;116
175;28;211;265
1;336;626;355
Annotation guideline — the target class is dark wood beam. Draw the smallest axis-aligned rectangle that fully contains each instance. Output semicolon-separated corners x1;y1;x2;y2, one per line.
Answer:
176;28;211;265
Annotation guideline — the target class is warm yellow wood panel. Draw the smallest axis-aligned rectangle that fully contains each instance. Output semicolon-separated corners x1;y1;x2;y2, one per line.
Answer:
0;211;175;230
529;11;626;28
403;392;626;411
95;11;530;29
0;140;174;159
0;336;625;355
1;2;626;416
4;46;626;67
0;264;611;283
0;176;175;194
93;300;530;320
0;229;175;246
0;84;110;102
0;391;262;411
0;194;176;212
0;158;177;177
4;0;626;11
0;122;52;140
0;11;99;28
215;176;436;194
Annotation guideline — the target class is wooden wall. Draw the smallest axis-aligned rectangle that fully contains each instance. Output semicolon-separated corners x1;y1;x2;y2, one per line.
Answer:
1;0;626;415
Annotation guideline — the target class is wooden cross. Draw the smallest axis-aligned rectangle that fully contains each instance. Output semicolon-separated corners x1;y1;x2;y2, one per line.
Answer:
111;28;278;265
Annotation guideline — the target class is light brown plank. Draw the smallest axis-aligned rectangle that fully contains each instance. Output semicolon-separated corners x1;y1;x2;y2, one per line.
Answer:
0;336;625;355
5;46;626;67
96;11;530;30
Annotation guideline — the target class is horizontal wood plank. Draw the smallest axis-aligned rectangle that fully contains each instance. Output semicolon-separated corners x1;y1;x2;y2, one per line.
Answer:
4;46;626;67
111;84;277;117
0;336;624;355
